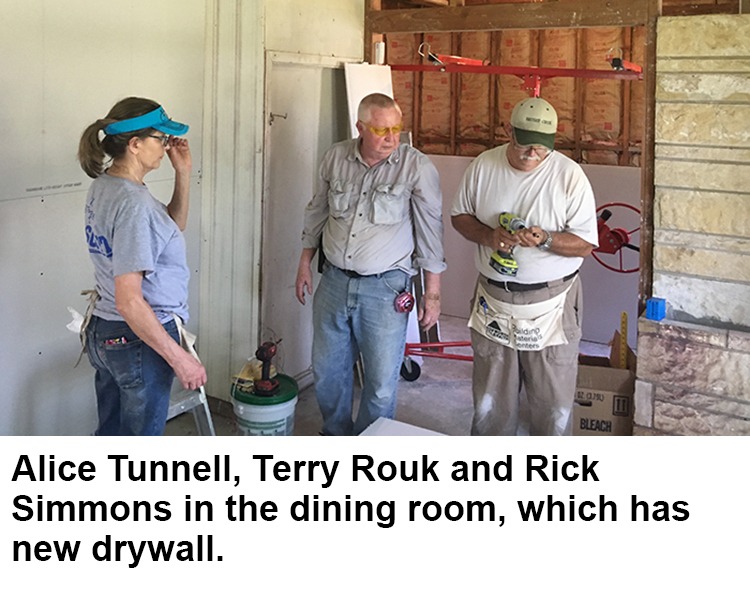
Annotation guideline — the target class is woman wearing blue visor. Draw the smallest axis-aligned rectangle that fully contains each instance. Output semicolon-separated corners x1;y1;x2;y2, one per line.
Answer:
78;97;206;435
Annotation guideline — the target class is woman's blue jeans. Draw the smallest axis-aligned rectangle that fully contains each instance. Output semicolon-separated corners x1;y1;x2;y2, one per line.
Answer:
312;265;410;435
85;315;179;436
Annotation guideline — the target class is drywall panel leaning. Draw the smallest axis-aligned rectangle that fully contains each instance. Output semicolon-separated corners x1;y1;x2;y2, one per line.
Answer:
344;63;394;138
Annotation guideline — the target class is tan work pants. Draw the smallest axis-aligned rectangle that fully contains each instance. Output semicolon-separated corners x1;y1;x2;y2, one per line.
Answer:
470;275;582;436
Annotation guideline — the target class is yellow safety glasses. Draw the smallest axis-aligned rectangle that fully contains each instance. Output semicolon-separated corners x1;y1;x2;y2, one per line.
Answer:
366;123;404;137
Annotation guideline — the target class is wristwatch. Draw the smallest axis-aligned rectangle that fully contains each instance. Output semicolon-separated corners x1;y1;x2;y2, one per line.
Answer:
539;230;553;251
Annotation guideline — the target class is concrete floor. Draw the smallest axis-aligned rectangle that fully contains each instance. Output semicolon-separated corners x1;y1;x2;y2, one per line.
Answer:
165;314;609;437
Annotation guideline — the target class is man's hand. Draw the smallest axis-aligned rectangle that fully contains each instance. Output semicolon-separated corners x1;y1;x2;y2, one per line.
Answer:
418;293;440;331
514;225;546;248
295;264;314;305
295;248;317;305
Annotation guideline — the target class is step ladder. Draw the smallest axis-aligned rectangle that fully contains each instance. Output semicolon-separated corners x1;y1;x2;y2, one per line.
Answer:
167;386;216;436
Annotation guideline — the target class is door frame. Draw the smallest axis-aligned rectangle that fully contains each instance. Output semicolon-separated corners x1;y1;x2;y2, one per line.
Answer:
261;51;360;389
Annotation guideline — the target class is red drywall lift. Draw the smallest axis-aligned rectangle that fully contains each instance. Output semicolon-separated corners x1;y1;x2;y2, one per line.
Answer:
390;61;643;97
396;55;643;380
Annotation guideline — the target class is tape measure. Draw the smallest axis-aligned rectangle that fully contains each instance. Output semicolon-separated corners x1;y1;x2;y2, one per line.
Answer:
619;311;628;369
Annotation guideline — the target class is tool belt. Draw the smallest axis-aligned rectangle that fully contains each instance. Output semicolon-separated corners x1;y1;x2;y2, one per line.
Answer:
468;280;572;351
486;270;578;293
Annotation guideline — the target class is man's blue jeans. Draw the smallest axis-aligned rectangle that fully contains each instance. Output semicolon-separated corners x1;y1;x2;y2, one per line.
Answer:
312;265;410;435
85;315;178;436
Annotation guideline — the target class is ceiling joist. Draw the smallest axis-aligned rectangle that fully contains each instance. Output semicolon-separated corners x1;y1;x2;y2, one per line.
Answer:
367;0;657;33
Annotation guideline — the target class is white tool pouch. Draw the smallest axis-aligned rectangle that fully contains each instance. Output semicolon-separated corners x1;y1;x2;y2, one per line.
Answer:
173;314;202;362
72;289;100;367
468;281;570;351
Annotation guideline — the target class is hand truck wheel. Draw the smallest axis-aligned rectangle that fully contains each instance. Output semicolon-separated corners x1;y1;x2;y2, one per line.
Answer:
400;359;421;382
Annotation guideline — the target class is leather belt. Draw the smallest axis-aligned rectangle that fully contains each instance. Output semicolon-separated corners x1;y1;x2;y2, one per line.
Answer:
334;264;398;279
326;261;367;278
341;268;366;278
487;270;578;293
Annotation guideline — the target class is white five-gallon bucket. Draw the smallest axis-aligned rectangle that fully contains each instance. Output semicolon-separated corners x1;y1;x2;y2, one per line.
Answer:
231;374;298;436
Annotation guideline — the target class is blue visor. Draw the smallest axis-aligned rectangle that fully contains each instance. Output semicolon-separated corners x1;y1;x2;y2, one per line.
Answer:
103;106;189;136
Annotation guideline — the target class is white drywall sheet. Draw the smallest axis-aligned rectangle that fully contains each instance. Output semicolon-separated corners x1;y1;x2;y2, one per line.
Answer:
0;0;204;434
344;63;393;138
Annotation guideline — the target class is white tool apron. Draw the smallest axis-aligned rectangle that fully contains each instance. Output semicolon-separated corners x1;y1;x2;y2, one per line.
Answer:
72;289;100;367
173;314;201;361
468;281;571;351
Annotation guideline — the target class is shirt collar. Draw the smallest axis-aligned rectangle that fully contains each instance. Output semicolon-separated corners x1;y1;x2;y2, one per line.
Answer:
349;138;403;166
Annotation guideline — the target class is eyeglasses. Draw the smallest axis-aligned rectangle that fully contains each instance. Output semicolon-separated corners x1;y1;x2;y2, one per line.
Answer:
365;123;403;137
511;133;551;156
147;134;172;147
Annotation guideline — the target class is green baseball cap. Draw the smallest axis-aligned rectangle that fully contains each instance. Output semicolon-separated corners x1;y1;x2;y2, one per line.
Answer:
510;97;558;149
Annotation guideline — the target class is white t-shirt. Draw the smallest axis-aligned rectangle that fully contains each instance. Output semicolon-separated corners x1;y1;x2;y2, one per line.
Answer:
451;145;598;284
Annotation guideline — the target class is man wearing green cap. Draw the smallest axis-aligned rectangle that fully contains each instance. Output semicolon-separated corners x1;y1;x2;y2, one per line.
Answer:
451;97;598;436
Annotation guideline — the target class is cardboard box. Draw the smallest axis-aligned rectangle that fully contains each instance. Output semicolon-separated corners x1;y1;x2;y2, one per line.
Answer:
573;332;636;436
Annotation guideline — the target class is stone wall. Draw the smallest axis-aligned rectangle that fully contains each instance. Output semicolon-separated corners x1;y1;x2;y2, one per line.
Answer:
636;319;750;435
651;14;750;328
635;14;750;435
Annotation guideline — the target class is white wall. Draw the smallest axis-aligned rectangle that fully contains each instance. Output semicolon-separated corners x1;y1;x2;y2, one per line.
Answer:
0;0;205;434
265;0;364;58
0;0;366;433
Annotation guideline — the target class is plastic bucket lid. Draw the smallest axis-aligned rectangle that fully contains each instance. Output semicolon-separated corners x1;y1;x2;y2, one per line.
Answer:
232;373;298;406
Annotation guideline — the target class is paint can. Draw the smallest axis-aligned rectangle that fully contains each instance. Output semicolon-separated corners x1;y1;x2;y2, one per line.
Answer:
231;374;298;436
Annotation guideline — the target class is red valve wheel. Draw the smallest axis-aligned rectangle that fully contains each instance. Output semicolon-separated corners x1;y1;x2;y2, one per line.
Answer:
592;202;641;274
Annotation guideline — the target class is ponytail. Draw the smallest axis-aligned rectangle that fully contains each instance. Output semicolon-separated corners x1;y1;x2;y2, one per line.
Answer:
77;97;161;178
77;119;114;179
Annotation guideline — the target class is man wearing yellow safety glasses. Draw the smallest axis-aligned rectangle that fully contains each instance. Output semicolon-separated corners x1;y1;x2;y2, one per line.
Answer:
295;93;446;436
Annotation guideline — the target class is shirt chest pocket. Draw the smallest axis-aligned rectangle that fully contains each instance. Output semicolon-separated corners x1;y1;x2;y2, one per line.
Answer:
328;180;354;218
371;183;409;225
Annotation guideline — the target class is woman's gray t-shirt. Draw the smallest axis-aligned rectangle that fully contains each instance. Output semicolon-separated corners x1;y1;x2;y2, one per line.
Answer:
84;173;189;323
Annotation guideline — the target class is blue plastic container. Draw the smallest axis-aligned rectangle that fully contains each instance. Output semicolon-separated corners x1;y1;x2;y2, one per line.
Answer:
645;297;666;321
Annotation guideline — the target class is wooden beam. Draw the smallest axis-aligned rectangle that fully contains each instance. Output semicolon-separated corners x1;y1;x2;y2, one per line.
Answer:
663;2;739;16
638;2;660;310
402;0;450;6
399;0;466;5
365;0;383;63
414;33;425;148
620;27;633;167
367;0;653;34
450;32;459;154
574;29;584;163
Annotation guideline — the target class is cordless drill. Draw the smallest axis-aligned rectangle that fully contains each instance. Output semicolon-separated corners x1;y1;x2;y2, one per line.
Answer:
254;340;280;396
489;212;527;277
